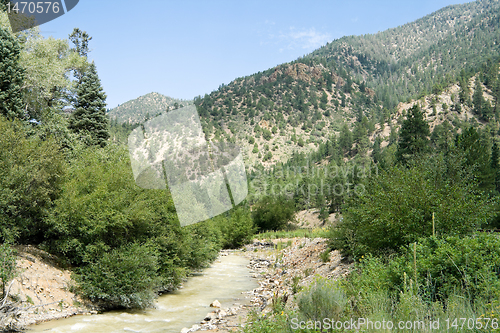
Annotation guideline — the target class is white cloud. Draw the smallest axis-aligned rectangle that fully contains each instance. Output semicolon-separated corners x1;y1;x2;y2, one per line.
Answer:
257;21;332;52
280;27;332;50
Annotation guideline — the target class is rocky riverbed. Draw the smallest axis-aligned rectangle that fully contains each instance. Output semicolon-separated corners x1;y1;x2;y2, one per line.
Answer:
181;237;352;333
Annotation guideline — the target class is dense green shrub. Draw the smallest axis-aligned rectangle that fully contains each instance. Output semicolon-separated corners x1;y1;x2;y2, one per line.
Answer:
252;195;295;231
74;243;160;309
217;206;256;249
343;234;500;311
0;26;24;120
0;116;65;243
331;155;494;257
181;219;222;269
262;129;272;141
407;234;500;303
45;146;171;265
44;146;227;306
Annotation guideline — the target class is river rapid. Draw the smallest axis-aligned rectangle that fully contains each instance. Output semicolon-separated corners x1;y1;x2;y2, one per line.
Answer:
27;252;257;333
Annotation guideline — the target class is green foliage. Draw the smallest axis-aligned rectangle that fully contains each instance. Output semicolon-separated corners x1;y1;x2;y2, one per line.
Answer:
0;243;16;297
69;28;92;58
20;33;86;122
338;123;352;155
396;104;430;165
0;26;24;120
243;309;292;333
254;228;329;240
0;116;65;243
263;151;273;162
456;126;495;192
217;206;256;249
262;128;272;141
473;77;489;120
409;235;500;303
297;137;304;147
331;155;494;258
345;234;500;307
252;143;259;154
69;62;109;147
74;242;160;309
252;196;295;231
297;277;347;323
45;146;178;266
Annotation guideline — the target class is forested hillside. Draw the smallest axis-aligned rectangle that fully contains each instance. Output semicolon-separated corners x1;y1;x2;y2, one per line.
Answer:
193;0;500;167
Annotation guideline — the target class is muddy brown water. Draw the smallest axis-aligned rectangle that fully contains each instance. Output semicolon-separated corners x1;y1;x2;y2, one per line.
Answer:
27;252;257;333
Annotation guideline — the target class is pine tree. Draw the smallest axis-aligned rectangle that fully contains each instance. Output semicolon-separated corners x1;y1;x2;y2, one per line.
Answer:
473;77;484;118
338;123;352;155
396;104;430;165
372;136;382;163
0;27;25;120
69;62;109;147
69;28;92;58
456;127;495;192
491;138;500;192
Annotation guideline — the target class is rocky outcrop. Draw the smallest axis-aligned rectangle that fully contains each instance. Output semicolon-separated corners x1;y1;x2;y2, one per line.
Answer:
284;63;324;82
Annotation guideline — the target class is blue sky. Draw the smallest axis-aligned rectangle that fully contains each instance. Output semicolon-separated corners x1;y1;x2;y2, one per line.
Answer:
40;0;468;109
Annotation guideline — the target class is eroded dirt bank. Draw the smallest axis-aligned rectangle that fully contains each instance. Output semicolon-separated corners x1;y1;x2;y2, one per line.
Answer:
1;245;91;331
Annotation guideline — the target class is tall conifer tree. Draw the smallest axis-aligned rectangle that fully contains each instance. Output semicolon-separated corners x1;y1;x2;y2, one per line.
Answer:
69;62;109;147
473;77;484;118
396;104;430;165
0;27;25;120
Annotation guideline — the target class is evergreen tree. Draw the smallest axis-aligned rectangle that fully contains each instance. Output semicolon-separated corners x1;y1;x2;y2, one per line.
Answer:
0;27;25;120
372;136;382;163
388;126;397;146
69;28;92;57
338;123;352;155
69;62;109;147
430;120;453;153
473;77;485;118
456;127;495;192
491;138;500;192
459;75;471;106
395;104;430;165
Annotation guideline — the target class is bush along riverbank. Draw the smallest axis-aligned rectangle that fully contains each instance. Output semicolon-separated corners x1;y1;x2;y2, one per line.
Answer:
240;157;500;333
0;134;256;331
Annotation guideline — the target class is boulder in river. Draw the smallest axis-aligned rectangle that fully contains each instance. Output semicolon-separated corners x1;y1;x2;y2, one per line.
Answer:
210;300;221;308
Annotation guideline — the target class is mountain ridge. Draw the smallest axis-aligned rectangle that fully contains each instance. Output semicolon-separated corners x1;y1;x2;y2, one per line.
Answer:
108;92;193;125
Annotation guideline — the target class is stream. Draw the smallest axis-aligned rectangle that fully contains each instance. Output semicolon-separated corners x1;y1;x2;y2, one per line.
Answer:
27;252;258;333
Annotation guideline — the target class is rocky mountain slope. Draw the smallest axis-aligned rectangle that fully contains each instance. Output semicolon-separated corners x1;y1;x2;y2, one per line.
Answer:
110;1;500;168
108;92;192;125
192;0;500;166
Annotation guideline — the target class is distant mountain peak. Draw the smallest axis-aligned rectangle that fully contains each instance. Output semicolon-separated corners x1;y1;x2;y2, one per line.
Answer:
109;92;193;125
